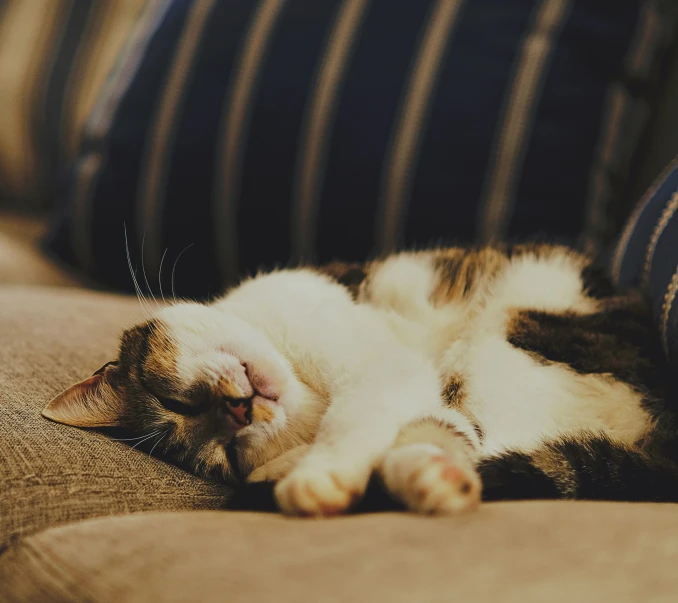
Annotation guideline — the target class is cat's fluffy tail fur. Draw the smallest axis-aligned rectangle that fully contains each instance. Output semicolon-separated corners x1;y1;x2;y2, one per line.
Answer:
479;434;678;503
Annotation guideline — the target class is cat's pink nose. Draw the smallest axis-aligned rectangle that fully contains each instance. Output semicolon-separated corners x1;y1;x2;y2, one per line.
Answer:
221;397;252;427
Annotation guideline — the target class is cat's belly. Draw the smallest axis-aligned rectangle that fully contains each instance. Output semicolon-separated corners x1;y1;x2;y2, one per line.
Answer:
452;336;654;456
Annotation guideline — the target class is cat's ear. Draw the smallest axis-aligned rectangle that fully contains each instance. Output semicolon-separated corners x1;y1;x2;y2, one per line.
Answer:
42;361;124;427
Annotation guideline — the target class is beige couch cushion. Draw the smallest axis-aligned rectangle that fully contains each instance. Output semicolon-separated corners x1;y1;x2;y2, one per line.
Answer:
0;286;230;548
0;213;82;287
2;285;678;603
1;502;678;603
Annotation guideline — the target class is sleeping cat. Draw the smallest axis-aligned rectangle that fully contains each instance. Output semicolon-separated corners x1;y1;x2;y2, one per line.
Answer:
43;245;678;515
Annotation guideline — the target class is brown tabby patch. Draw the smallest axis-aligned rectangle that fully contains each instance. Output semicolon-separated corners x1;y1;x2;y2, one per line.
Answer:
252;404;276;423
442;375;465;408
431;247;506;305
506;293;667;405
530;445;577;496
144;326;179;388
119;320;183;401
317;262;368;299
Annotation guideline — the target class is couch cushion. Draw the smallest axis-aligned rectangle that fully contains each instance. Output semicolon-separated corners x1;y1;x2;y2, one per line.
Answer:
0;213;82;286
1;502;678;603
0;286;230;549
46;0;677;298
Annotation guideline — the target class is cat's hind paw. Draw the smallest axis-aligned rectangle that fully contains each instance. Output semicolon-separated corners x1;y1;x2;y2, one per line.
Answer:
380;443;481;514
274;459;370;516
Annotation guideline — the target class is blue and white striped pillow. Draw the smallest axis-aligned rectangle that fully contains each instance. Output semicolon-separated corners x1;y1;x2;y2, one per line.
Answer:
612;155;678;370
46;0;676;298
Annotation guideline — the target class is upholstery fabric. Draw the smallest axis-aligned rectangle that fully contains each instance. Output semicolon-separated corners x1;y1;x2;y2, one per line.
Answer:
2;503;678;603
611;156;678;375
0;286;230;549
0;0;144;208
0;213;81;286
46;0;677;298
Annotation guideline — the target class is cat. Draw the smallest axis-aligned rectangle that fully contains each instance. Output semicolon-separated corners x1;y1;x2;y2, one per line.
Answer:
43;244;678;515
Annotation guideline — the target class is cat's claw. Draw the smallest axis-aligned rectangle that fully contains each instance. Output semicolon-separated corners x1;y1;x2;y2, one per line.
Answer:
275;460;369;516
381;443;481;514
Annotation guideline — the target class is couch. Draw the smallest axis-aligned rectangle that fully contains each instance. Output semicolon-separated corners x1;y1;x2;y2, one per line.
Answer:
2;269;678;601
3;3;678;601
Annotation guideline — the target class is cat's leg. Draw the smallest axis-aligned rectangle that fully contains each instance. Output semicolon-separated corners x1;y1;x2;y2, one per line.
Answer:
275;349;446;516
247;445;311;483
378;408;482;514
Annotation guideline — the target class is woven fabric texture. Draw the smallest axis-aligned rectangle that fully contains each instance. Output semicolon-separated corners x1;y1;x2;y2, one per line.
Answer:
0;286;230;549
0;213;81;287
2;503;678;602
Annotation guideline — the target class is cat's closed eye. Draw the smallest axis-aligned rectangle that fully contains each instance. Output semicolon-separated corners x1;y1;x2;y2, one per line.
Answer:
156;395;207;417
139;376;209;417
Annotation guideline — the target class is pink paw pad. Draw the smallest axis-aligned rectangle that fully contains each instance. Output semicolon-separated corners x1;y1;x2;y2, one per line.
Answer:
381;444;481;515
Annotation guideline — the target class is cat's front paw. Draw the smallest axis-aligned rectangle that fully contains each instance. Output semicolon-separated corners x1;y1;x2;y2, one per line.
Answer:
275;458;370;516
380;443;481;514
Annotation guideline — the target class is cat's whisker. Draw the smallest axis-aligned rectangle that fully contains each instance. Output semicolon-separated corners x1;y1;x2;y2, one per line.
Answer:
124;225;154;318
109;430;163;442
148;431;169;458
126;251;149;312
129;430;164;450
141;231;160;309
158;248;168;304
171;243;194;302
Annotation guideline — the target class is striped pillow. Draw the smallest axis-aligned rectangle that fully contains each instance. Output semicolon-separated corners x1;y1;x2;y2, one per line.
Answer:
0;0;143;208
46;0;676;298
612;156;678;369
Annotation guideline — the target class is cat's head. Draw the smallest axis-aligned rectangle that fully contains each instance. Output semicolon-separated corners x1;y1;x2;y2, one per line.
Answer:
42;302;322;483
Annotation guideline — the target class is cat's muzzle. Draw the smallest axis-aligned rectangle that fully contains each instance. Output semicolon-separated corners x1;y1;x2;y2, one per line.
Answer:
217;396;253;429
